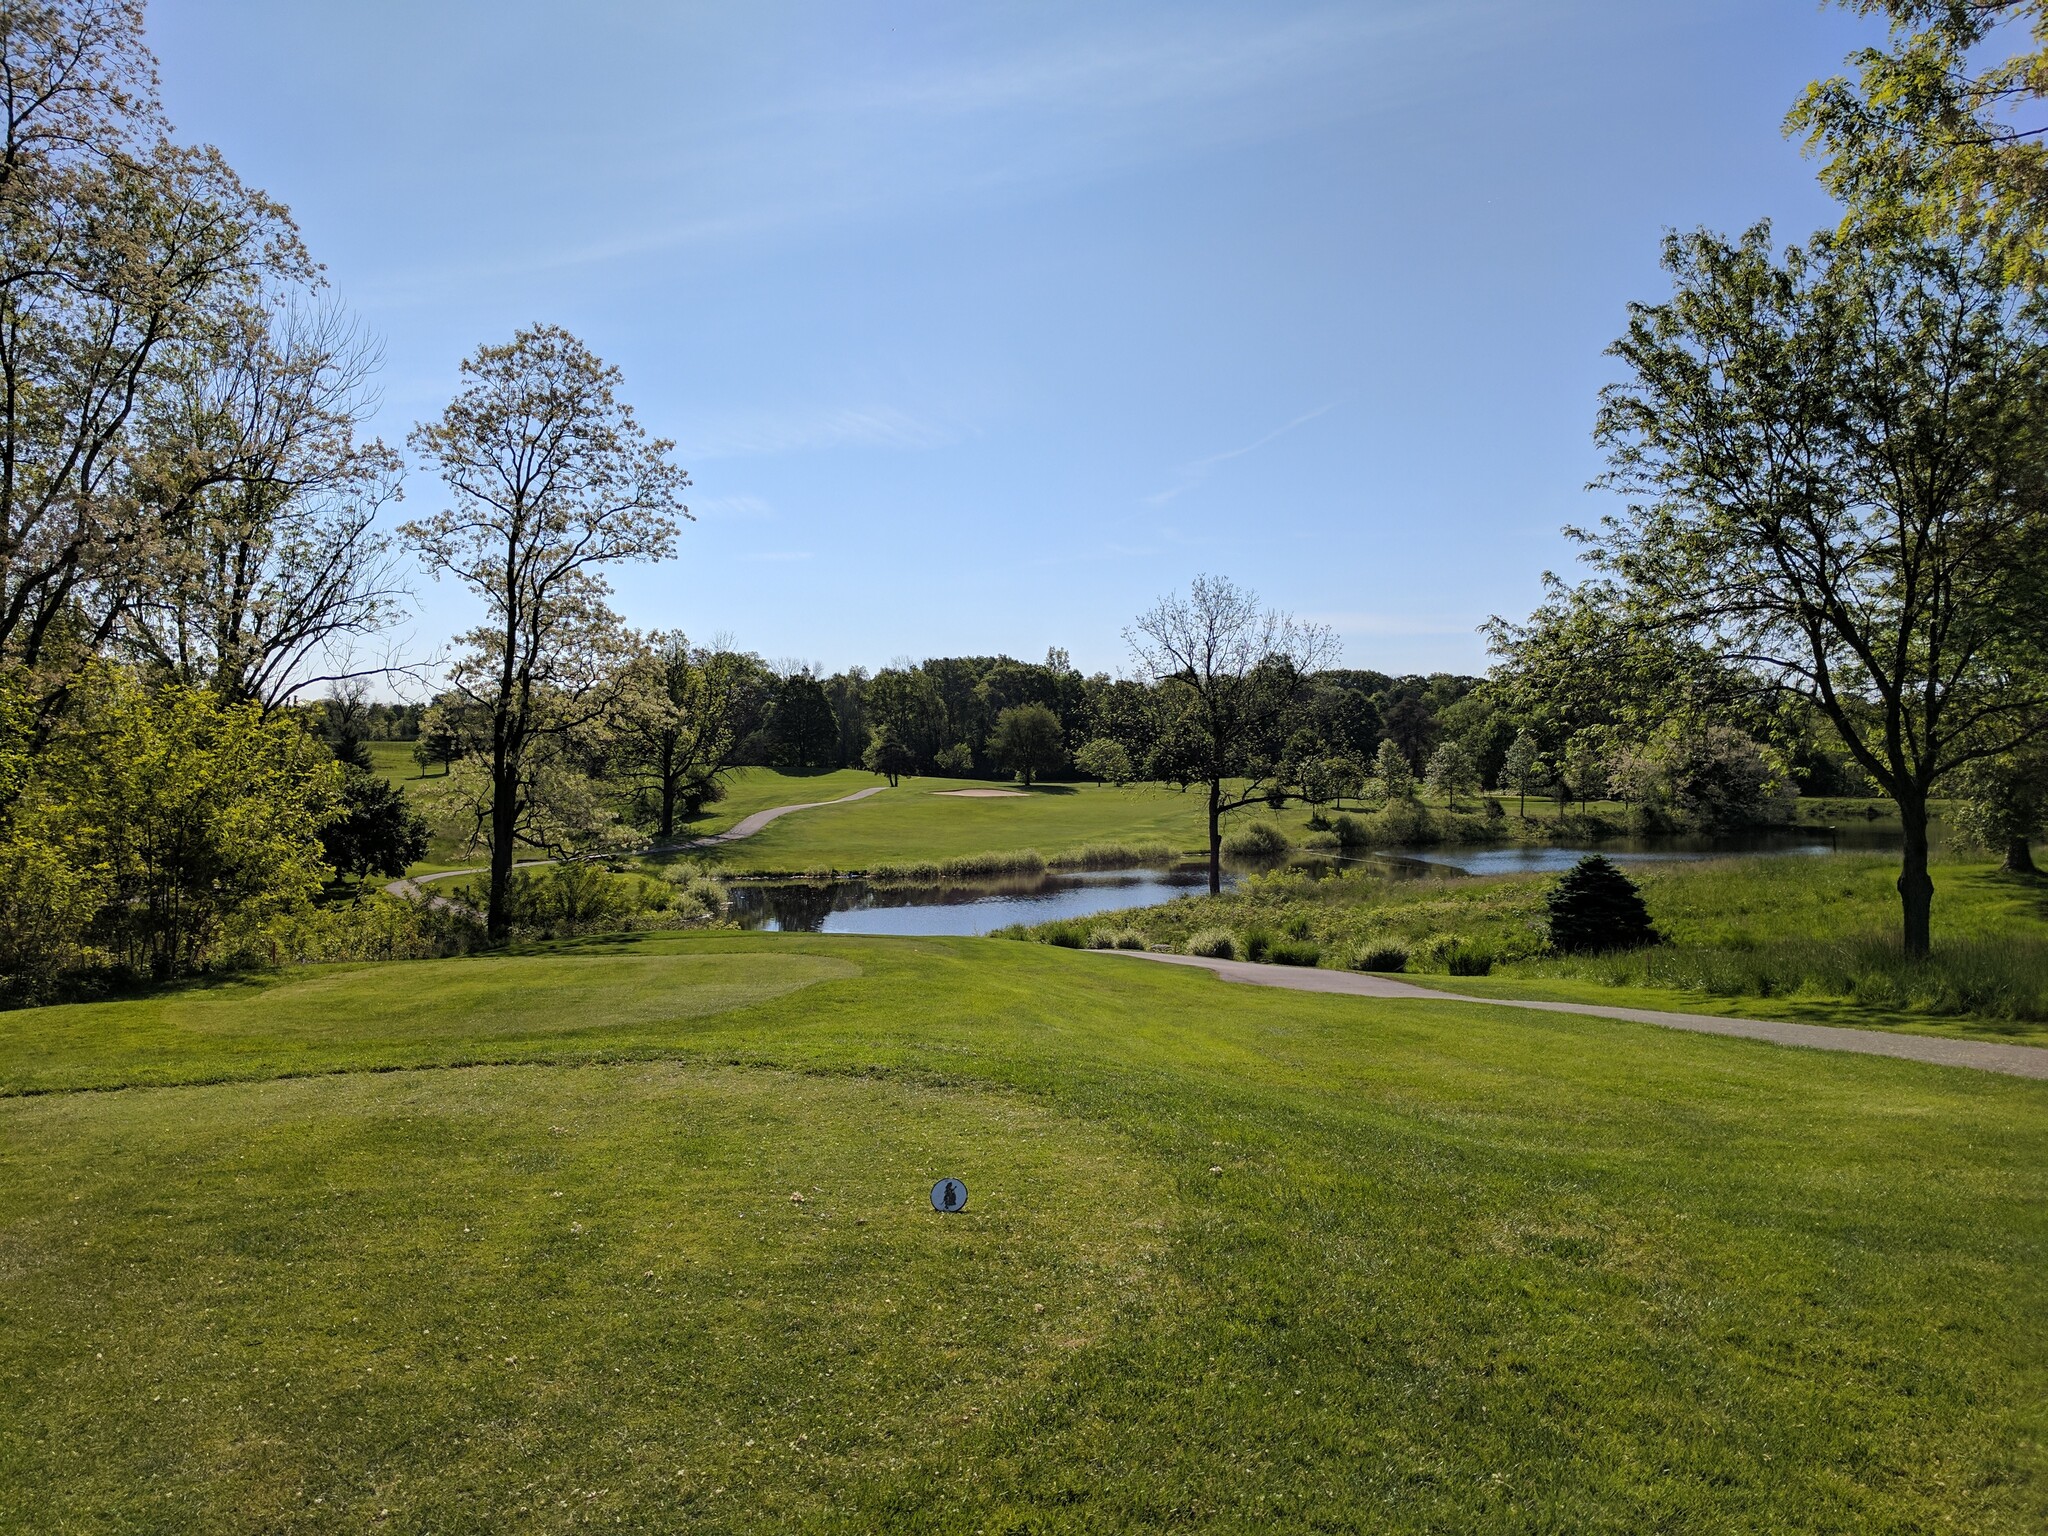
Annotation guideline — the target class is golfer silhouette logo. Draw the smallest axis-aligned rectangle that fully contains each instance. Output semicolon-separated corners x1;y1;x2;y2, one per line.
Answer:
930;1178;967;1214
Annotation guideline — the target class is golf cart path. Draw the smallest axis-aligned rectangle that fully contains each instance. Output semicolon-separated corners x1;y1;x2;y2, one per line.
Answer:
384;786;888;903
1105;951;2048;1080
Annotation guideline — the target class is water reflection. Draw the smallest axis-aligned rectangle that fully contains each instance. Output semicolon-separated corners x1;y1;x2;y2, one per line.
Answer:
723;826;1904;936
726;866;1224;936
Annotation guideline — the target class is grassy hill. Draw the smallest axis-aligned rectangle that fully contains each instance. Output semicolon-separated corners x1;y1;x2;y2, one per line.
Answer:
3;933;2044;1531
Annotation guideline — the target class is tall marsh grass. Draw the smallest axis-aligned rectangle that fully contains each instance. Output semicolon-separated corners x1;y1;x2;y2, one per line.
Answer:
1543;934;2048;1023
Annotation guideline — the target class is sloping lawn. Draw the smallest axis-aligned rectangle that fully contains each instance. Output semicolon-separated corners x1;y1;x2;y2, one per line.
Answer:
3;933;2043;1531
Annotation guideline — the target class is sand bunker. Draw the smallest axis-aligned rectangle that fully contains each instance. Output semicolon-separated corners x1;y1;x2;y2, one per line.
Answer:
934;788;1029;798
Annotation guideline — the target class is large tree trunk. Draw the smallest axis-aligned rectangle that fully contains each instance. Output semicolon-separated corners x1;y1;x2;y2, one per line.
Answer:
1897;791;1934;961
487;761;518;943
1207;778;1222;896
2005;836;2039;876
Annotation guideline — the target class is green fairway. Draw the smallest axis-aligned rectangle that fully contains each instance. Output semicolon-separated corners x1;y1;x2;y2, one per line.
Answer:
665;771;1272;871
3;934;2045;1531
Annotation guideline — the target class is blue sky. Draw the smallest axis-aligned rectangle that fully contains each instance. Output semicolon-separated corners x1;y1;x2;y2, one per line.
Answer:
150;1;1868;679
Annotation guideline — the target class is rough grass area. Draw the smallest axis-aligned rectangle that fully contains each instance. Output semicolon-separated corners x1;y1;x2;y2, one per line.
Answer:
1011;854;2048;1036
1;931;2045;1531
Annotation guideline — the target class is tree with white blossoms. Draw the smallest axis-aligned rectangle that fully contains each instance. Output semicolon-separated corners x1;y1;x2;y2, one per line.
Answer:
403;326;688;939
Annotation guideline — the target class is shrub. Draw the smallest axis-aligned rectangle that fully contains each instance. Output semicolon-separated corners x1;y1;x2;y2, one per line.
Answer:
1352;943;1409;972
1186;928;1237;959
1546;854;1659;953
1087;926;1121;950
1112;928;1149;951
1240;927;1275;962
1330;813;1371;848
1222;821;1292;858
1266;938;1322;967
1444;941;1494;976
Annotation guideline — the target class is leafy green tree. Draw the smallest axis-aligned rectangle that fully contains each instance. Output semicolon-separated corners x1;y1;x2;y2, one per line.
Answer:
322;766;430;887
1127;577;1336;894
1424;740;1479;812
0;1;312;685
612;634;770;838
66;671;339;976
1950;746;2048;873
1791;2;2048;279
1502;729;1541;817
767;670;838;770
1593;224;2048;956
1373;739;1415;801
987;703;1064;786
862;726;914;787
1073;737;1135;786
403;326;687;940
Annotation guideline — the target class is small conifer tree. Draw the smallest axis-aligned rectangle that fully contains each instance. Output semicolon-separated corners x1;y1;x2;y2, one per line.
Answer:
1544;854;1658;953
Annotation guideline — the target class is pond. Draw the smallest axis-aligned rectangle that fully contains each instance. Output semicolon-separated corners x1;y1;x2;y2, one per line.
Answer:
725;826;1904;936
725;866;1226;935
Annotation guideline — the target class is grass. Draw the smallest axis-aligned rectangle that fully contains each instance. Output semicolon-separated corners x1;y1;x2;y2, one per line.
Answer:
1012;853;2048;1039
2;931;2046;1531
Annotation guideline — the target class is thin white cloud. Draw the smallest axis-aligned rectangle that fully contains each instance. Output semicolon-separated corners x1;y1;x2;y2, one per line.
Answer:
1146;401;1337;506
686;405;955;460
361;3;1535;298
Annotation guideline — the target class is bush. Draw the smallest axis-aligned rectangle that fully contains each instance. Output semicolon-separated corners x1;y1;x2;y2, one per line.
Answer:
1546;854;1659;953
1112;928;1149;951
1222;821;1292;858
1087;927;1121;950
1240;927;1275;962
1330;813;1370;848
1444;941;1494;976
1266;938;1322;967
1352;943;1409;972
1186;928;1237;959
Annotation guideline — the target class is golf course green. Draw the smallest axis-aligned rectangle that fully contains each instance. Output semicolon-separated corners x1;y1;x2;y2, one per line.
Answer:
4;932;2043;1531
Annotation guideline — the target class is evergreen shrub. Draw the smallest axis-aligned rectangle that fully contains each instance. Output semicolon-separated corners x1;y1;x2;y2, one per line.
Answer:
1545;855;1658;953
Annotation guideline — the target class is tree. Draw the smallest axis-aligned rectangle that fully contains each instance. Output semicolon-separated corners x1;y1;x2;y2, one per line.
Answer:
987;703;1064;786
1593;225;2048;955
121;304;409;707
0;2;314;689
1666;727;1798;833
767;669;838;770
402;326;687;939
1560;731;1608;815
1372;739;1415;801
611;634;769;838
1423;740;1479;812
1126;576;1337;894
1073;737;1135;786
1791;2;2048;281
1950;746;2048;873
862;726;913;787
321;766;430;887
63;670;339;977
1545;855;1659;954
1503;729;1541;817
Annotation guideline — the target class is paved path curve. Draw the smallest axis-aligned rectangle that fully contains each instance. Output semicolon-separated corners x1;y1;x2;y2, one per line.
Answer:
1103;950;2048;1080
384;786;889;906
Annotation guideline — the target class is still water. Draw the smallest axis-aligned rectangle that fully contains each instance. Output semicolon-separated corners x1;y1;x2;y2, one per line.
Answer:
726;827;1902;937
